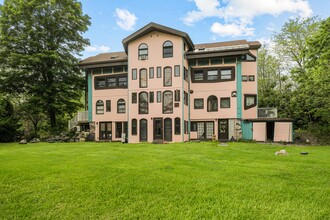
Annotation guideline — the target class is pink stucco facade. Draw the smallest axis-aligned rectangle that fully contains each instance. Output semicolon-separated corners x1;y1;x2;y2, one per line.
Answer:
80;22;263;143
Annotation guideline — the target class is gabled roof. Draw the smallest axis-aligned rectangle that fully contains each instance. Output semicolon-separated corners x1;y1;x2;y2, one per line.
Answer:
79;51;127;67
122;22;194;53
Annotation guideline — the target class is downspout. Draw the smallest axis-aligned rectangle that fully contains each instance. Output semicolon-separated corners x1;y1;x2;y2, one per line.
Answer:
127;50;130;143
181;39;185;142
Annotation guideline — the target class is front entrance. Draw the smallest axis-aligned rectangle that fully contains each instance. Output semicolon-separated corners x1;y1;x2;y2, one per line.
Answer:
218;119;229;141
266;122;275;141
99;122;112;140
153;118;163;141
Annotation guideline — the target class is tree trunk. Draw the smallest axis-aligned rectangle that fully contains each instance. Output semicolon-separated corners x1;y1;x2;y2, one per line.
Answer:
48;108;56;128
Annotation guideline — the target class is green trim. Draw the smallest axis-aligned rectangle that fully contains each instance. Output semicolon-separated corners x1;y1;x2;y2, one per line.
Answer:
88;73;93;122
236;60;242;119
127;50;130;143
181;39;185;142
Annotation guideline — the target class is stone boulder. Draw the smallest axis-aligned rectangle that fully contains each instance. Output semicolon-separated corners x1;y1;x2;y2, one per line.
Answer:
275;149;289;156
19;139;27;144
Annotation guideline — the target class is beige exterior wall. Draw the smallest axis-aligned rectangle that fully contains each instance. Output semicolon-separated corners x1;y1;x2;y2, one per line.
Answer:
253;122;266;141
128;31;185;143
274;122;293;142
92;74;128;141
242;49;258;119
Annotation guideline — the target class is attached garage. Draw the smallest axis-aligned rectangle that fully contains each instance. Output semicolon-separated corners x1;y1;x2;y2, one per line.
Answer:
243;118;293;143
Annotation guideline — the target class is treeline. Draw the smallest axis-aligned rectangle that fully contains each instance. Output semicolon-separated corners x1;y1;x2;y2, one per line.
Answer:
258;17;330;142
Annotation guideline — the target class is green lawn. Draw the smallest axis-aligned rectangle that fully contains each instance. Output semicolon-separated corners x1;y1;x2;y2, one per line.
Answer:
0;142;329;219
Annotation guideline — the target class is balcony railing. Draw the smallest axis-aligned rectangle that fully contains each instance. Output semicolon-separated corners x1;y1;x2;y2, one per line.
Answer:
68;111;88;130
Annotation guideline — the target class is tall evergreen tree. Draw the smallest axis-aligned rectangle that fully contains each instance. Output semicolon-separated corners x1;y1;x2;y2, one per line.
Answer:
0;0;90;129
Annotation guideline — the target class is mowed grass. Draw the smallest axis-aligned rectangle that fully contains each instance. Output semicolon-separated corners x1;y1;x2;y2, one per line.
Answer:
0;142;329;219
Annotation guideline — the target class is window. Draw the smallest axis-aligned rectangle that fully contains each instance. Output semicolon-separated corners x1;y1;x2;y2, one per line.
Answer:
96;78;106;88
220;98;230;108
106;100;111;112
95;75;128;89
207;70;218;80
175;117;181;135
164;67;172;86
184;68;188;81
139;92;148;114
174;65;180;77
163;91;173;114
132;93;137;104
149;67;154;79
184;91;188;106
184;120;188;134
175;90;180;102
242;75;248;81
198;59;209;66
157;91;161;103
118;76;127;87
138;43;148;60
117;99;126;113
131;119;137;135
139;69;147;88
115;122;122;138
163;41;173;58
191;122;197;131
249;75;255;81
220;69;232;80
194;70;204;81
224;57;236;64
132;69;137;80
194;98;204;109
244;94;257;110
149;92;154;103
207;96;218;112
140;119;148;142
96;100;104;114
157;67;161;78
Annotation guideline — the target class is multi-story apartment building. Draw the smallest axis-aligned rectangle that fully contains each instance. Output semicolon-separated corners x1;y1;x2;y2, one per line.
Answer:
78;22;293;143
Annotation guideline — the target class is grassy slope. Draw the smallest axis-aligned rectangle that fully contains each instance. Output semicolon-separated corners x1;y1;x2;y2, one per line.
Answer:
0;142;329;219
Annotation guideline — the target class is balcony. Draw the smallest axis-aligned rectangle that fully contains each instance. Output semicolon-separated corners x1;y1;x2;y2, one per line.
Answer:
68;111;89;130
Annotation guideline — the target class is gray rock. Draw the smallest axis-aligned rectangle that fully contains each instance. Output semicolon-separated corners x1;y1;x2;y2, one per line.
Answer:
19;139;27;144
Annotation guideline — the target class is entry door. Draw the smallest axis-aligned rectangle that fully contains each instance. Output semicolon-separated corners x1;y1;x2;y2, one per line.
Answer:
99;122;112;140
164;118;172;142
218;119;229;140
140;119;148;142
153;118;163;140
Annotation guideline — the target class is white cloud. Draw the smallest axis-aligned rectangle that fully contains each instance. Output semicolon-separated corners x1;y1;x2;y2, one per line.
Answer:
115;8;137;31
183;0;313;37
85;45;110;53
211;22;254;36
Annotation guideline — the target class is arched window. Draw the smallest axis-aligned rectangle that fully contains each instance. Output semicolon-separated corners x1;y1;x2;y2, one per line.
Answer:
138;43;148;59
163;41;173;58
139;92;148;114
207;95;218;112
139;69;148;88
163;67;172;86
163;91;173;114
117;99;126;113
96;100;104;114
140;119;148;142
175;117;181;135
131;119;137;135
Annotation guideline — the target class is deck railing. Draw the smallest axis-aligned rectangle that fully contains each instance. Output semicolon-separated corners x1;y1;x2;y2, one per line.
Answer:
68;111;88;130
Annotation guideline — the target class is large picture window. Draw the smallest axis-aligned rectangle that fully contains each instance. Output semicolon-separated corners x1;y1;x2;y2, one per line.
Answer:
163;91;173;114
96;100;104;114
139;92;148;114
117;99;126;113
244;94;257;110
207;96;218;112
164;67;172;86
95;74;128;89
139;69;147;88
138;43;148;60
191;67;235;83
163;41;173;58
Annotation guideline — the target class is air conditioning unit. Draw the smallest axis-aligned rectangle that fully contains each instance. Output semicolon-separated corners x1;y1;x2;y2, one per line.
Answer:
258;108;277;118
139;55;147;60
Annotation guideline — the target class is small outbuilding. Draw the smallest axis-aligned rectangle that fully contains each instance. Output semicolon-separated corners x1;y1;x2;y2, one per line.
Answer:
242;118;293;143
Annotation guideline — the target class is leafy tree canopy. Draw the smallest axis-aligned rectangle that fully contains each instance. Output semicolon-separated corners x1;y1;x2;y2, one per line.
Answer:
0;0;90;129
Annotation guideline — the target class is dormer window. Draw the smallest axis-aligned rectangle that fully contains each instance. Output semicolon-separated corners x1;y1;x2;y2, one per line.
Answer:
138;43;148;60
163;41;173;58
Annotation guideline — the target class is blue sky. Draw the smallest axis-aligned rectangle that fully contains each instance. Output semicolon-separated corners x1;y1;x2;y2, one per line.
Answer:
0;0;329;58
